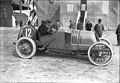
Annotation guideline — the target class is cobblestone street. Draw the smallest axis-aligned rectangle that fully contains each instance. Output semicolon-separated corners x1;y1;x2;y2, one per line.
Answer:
0;27;119;83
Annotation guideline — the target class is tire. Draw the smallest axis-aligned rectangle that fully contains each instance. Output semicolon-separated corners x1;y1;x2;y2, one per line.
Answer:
100;38;112;46
88;42;113;66
16;37;36;59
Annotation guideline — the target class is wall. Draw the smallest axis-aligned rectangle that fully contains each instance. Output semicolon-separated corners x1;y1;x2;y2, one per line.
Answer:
87;0;119;30
0;0;12;27
60;0;80;28
107;0;119;30
36;0;119;30
36;0;60;26
36;0;80;28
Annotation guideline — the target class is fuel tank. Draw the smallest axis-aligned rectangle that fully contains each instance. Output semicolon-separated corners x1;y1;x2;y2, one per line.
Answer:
78;30;97;45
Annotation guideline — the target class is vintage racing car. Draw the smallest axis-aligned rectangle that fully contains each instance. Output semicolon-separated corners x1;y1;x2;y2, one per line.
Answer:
16;22;113;66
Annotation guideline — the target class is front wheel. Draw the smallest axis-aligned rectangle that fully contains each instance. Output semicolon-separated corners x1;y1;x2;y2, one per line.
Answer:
88;42;113;66
16;37;36;59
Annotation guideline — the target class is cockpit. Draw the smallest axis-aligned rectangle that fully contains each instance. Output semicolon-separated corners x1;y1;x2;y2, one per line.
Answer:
38;20;60;35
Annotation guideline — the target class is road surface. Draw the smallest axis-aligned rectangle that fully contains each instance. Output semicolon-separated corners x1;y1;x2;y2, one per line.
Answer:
0;27;119;83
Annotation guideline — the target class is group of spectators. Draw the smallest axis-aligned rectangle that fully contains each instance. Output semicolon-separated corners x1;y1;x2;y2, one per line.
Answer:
69;18;120;46
69;18;104;38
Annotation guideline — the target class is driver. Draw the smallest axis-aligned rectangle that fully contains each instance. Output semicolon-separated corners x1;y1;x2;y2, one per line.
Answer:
36;20;58;43
38;20;57;36
46;20;58;33
38;20;48;35
46;20;52;32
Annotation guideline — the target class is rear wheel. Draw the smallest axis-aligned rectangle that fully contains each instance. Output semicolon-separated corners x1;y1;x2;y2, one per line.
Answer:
88;42;113;66
16;37;36;59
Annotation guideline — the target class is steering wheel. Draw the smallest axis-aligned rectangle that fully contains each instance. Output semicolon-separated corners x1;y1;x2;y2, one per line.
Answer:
46;24;56;34
49;26;57;34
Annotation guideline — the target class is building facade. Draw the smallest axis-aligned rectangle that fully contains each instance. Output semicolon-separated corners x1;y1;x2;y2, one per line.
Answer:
0;0;119;29
36;0;120;30
87;0;120;30
0;0;30;27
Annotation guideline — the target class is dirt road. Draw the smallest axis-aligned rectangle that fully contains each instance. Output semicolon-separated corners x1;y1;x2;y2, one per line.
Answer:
0;27;119;83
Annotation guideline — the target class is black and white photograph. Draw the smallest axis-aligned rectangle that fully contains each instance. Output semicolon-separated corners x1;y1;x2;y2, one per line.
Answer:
0;0;120;82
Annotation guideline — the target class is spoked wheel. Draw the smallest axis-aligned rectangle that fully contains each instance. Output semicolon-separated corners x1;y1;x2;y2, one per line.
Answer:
100;38;112;46
16;37;36;59
88;42;113;66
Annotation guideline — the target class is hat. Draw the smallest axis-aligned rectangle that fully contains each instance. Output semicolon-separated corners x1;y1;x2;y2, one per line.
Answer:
98;19;102;23
46;20;51;23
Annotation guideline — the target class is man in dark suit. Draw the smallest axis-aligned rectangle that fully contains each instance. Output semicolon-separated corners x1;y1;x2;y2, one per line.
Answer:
116;24;120;46
38;20;49;35
86;21;92;31
77;20;83;30
69;20;74;29
94;19;104;37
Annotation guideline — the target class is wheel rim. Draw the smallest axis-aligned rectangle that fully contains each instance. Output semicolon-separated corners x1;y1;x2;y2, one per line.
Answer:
88;42;113;66
17;39;33;56
16;37;36;59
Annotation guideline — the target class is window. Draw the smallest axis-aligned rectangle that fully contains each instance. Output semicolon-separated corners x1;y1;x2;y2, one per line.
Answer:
67;4;74;12
81;4;86;11
102;1;109;14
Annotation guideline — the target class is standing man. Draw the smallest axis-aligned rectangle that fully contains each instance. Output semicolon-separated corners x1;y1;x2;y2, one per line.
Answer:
115;24;120;46
29;9;37;26
86;21;92;31
19;20;23;28
69;20;74;29
94;19;104;37
15;18;18;28
55;20;61;30
77;17;83;30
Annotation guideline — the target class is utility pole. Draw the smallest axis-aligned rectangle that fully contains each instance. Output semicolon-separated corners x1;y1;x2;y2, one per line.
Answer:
118;1;120;24
19;0;22;13
80;0;87;30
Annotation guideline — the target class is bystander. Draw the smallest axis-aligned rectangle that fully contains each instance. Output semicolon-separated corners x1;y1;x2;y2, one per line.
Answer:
15;18;18;28
20;20;23;28
86;21;92;31
115;24;120;46
69;20;74;29
94;19;104;37
77;17;83;30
